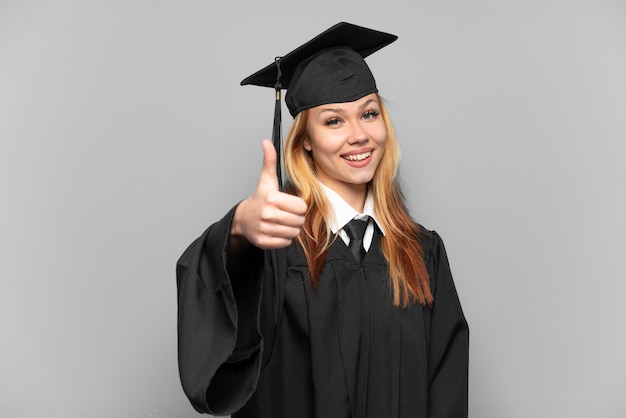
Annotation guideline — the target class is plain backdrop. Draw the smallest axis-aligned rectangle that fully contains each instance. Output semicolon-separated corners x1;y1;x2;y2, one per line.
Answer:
1;1;625;417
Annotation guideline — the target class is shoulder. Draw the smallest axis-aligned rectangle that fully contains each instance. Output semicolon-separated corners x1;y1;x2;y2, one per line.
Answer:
416;224;446;254
416;224;451;275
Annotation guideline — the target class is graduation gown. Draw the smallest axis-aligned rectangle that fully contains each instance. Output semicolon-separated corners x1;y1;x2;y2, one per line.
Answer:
176;206;469;417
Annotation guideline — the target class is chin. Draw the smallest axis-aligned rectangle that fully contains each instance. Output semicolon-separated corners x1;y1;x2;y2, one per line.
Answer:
350;176;375;186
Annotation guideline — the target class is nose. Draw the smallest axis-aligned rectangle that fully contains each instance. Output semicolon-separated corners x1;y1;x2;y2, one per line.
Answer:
348;121;368;144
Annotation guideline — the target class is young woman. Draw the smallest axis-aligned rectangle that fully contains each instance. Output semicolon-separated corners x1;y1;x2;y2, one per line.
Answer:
177;22;469;418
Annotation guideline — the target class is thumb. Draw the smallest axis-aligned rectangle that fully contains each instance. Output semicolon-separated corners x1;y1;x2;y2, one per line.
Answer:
258;139;280;189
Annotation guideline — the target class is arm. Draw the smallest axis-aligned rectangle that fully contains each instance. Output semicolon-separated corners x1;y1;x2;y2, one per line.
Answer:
176;140;307;415
176;206;264;415
427;231;470;418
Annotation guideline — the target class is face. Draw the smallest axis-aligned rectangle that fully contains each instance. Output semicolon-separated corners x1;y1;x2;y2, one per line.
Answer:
304;93;387;202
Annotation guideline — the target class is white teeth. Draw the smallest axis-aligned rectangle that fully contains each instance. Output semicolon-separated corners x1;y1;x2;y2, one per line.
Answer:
343;151;371;161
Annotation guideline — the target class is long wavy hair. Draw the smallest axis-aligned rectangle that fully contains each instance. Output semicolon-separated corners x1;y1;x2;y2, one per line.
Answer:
283;96;433;307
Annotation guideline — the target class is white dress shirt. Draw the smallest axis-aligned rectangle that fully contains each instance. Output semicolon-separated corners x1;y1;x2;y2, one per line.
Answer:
319;183;385;251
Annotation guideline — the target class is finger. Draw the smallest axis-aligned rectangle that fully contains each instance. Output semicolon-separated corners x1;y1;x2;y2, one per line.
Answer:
254;235;297;250
258;139;279;189
254;222;303;249
259;207;306;230
257;220;303;240
266;190;308;217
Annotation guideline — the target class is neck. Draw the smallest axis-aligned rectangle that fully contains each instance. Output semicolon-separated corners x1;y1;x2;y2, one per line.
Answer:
337;184;367;212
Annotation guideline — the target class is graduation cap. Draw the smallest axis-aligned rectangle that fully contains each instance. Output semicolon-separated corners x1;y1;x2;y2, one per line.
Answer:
240;22;398;189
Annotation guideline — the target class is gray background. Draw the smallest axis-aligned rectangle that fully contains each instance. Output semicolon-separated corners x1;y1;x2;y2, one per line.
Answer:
1;1;625;417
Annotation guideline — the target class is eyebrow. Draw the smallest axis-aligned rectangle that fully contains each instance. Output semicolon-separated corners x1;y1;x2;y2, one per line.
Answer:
317;98;380;116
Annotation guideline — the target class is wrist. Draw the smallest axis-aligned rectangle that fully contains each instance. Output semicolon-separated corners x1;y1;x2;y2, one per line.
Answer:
229;200;251;251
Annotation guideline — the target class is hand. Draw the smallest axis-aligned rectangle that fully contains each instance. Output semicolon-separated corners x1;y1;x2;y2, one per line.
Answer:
231;140;307;249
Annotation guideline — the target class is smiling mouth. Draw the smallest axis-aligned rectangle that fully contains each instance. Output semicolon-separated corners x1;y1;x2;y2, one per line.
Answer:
342;151;372;162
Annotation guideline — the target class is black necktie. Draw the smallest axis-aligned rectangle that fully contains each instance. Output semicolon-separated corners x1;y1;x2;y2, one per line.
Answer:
344;218;368;263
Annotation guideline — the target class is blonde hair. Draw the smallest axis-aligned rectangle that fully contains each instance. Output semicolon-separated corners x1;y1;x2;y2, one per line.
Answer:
283;96;433;307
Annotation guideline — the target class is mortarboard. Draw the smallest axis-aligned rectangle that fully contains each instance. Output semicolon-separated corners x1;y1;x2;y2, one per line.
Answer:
240;22;398;189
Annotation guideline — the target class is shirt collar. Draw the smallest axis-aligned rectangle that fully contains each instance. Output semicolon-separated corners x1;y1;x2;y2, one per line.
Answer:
320;182;385;235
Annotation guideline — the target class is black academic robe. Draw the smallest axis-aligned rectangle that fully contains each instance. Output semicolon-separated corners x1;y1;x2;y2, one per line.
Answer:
176;206;469;417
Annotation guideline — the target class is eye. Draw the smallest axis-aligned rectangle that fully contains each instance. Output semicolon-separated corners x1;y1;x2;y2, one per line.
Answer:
325;117;342;126
363;109;380;120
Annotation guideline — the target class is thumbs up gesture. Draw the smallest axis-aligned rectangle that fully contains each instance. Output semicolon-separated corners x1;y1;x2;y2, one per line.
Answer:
230;140;308;249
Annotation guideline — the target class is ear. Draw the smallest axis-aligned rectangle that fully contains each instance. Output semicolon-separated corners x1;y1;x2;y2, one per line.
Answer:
303;137;312;151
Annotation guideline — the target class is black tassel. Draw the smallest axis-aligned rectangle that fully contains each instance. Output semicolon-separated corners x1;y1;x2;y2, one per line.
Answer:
272;57;283;191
